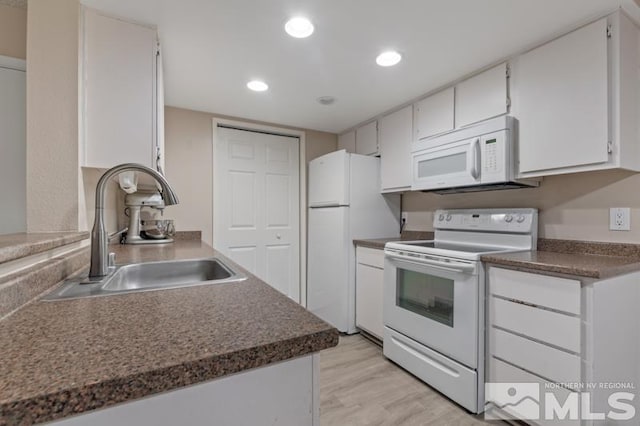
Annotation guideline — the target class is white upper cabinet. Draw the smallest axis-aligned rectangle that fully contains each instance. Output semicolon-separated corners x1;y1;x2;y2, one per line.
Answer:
379;105;412;192
81;7;162;170
512;12;640;177
513;19;609;175
414;87;455;141
355;121;379;156
337;130;356;153
455;63;508;128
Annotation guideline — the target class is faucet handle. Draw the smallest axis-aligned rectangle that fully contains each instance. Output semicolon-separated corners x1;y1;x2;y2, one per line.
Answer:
108;252;116;267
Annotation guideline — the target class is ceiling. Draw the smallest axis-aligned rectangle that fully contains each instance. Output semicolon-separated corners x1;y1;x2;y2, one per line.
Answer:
80;0;635;133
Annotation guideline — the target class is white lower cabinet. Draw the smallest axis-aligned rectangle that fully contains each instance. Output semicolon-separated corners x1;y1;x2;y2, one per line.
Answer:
48;355;319;426
486;266;640;426
355;246;384;339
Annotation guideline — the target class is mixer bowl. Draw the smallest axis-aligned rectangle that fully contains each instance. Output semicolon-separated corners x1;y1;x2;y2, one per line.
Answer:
141;219;175;239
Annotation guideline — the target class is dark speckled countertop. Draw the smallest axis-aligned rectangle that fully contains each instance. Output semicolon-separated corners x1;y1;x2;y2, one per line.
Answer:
0;240;338;425
0;232;89;265
353;231;435;250
355;232;640;279
482;250;640;279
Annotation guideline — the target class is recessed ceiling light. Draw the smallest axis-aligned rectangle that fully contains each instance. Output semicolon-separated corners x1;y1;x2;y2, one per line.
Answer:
285;17;314;38
376;51;402;67
247;80;269;92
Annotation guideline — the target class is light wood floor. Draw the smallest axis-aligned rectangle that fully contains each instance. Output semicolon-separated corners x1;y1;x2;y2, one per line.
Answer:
319;334;496;426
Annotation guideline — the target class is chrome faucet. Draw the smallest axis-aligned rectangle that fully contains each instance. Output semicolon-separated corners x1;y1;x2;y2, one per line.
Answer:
89;163;179;278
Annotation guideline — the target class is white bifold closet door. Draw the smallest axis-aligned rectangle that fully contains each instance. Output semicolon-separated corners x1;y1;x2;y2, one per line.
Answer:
214;127;300;302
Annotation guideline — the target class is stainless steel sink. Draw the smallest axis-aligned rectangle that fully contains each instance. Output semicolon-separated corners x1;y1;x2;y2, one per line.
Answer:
43;258;246;301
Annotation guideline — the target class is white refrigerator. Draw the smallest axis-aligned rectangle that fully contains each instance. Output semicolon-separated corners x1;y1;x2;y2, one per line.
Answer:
307;150;400;333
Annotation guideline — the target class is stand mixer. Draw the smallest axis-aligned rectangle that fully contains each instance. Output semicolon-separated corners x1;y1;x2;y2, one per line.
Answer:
123;190;174;244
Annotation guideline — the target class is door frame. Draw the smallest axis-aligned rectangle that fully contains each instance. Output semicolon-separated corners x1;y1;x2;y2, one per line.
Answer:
212;118;307;306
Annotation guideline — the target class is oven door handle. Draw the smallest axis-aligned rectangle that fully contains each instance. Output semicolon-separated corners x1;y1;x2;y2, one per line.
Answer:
385;252;476;274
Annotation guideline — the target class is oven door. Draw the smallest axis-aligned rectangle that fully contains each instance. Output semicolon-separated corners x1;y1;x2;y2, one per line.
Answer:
384;250;479;368
412;137;481;191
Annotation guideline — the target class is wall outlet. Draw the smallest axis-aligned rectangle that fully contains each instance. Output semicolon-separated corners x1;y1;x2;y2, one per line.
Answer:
610;208;631;231
401;212;408;222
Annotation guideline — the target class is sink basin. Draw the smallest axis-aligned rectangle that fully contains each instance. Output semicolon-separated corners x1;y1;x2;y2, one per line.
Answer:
43;258;246;301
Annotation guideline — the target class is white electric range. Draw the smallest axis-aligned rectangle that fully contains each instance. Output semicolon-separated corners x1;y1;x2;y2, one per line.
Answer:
383;208;538;413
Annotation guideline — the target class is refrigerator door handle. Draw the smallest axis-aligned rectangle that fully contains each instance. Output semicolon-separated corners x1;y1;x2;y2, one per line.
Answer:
309;201;344;208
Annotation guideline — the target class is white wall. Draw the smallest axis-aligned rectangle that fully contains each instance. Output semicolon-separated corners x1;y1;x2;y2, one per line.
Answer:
403;169;640;243
0;62;26;234
0;3;27;234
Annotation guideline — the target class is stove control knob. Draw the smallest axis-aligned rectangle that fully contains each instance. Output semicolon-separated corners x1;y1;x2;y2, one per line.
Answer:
438;214;445;221
504;214;513;223
445;214;452;222
516;215;526;223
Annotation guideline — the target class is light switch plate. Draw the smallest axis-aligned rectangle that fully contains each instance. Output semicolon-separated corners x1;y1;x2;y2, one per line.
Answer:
610;208;631;231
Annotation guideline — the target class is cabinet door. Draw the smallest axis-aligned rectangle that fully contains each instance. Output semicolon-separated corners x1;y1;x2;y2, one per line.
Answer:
355;121;378;156
356;248;384;339
455;63;508;128
414;87;454;141
379;106;412;192
337;130;355;153
82;8;157;169
514;18;609;175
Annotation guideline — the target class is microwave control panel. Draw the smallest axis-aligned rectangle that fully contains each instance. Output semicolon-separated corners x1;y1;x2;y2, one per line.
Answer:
484;138;499;172
479;130;507;183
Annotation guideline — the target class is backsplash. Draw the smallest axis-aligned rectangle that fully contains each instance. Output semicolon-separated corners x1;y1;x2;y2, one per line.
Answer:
403;168;640;243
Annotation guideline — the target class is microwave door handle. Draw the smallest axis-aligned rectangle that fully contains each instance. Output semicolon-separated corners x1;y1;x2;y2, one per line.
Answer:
467;138;480;179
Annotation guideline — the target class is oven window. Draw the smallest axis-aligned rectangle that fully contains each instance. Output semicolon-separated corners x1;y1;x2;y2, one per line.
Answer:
396;269;454;327
417;152;466;178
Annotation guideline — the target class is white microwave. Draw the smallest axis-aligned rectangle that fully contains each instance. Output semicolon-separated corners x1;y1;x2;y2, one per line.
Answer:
411;116;539;193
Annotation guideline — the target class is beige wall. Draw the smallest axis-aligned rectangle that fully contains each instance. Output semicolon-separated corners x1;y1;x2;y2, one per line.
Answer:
0;4;27;59
164;106;337;246
26;0;81;232
164;107;214;244
403;169;640;243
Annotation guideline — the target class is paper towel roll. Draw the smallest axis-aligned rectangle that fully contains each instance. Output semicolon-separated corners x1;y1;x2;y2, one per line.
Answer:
118;171;138;194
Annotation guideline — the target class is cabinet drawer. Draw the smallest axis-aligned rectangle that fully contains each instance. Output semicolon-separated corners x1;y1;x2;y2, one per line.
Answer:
356;246;384;269
489;267;581;315
385;327;478;413
487;358;580;425
490;327;580;385
490;297;580;353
